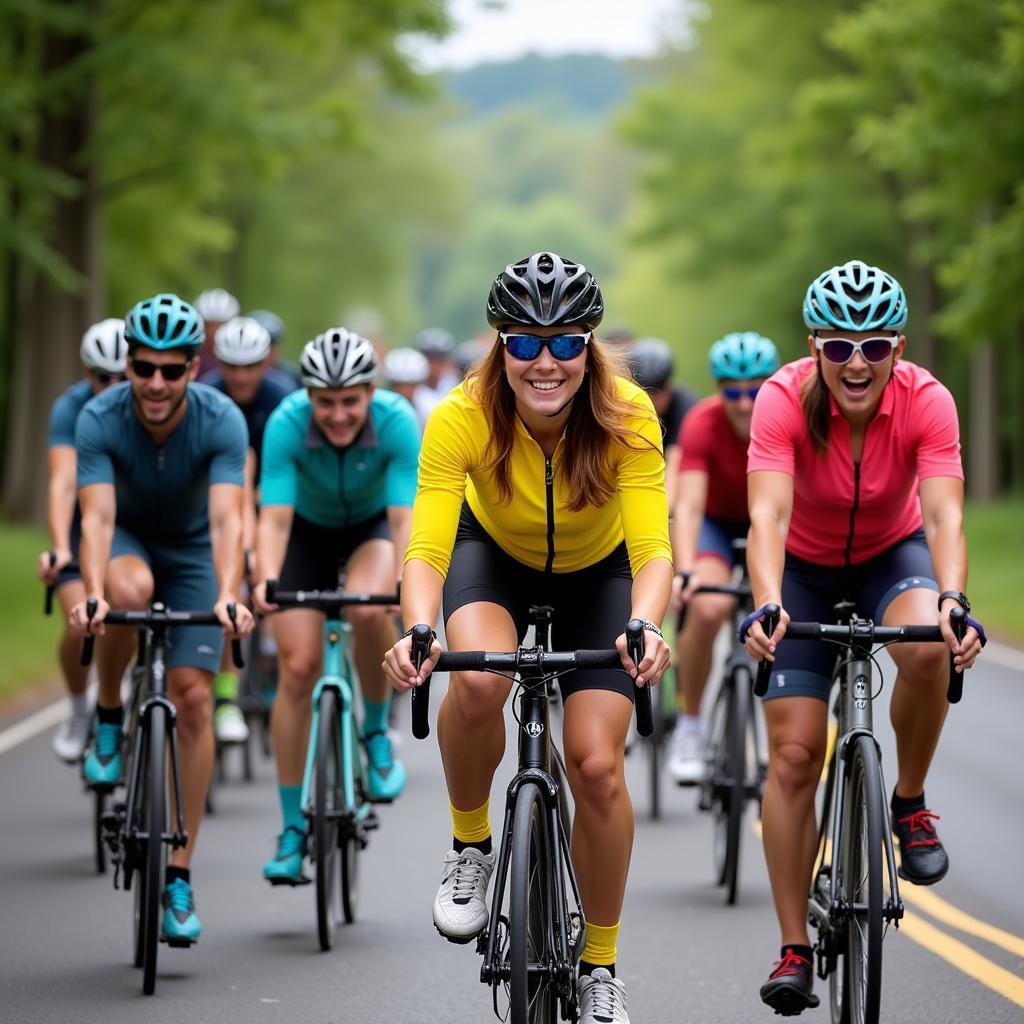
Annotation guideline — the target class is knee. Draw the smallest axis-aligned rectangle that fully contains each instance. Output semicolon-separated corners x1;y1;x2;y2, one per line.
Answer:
449;672;506;726
347;604;389;634
687;595;733;636
107;570;153;610
569;750;622;814
770;740;822;798
278;651;319;701
173;676;212;737
897;643;947;688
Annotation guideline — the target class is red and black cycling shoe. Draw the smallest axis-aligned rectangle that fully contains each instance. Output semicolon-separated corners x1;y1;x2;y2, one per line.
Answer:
760;948;820;1016
893;806;949;885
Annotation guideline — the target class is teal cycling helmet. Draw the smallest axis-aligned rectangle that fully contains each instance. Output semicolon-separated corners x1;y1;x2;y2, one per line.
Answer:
124;293;204;353
803;259;908;331
709;332;780;381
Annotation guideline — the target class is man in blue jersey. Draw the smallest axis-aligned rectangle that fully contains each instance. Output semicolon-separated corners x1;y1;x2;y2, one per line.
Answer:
199;315;295;742
38;318;127;763
253;328;420;884
69;293;254;945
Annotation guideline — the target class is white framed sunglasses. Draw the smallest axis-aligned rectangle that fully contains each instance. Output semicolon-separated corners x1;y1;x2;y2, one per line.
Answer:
814;334;899;365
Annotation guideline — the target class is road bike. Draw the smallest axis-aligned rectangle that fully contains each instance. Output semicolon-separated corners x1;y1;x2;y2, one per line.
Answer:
263;579;397;951
81;599;243;996
410;611;654;1024
754;602;967;1024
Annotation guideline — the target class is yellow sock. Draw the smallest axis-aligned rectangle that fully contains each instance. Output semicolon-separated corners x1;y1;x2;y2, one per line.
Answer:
450;799;491;845
581;921;619;967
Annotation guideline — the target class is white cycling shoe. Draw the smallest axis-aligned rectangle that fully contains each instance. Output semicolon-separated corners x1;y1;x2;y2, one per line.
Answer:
579;968;630;1024
667;718;706;785
53;704;92;764
432;847;495;943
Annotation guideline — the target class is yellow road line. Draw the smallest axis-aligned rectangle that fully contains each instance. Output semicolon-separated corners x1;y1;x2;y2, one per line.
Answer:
898;913;1024;1007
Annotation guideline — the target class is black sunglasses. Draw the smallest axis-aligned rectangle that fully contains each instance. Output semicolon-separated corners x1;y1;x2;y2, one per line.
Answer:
93;371;127;385
130;358;191;381
499;331;591;361
814;334;898;365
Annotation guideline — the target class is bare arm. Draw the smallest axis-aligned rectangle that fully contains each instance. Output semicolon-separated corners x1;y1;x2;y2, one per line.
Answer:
618;555;674;685
252;503;294;613
386;504;413;588
209;482;253;634
920;476;981;669
39;447;78;582
664;443;682;510
670;469;709;606
69;483;117;632
744;470;794;660
242;449;258;561
382;557;444;691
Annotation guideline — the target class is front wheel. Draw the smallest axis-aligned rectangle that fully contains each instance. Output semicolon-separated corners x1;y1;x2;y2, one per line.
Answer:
140;707;166;995
509;783;557;1024
830;735;884;1024
314;688;343;951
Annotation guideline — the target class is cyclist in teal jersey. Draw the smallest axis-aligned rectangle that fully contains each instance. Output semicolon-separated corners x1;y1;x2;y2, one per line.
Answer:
38;318;127;763
69;293;254;945
253;328;421;884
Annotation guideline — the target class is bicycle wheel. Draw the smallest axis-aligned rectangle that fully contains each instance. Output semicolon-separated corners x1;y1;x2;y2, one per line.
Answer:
94;789;107;875
707;673;743;892
339;717;363;924
720;665;750;905
509;782;557;1024
830;735;884;1024
139;707;166;995
314;687;343;951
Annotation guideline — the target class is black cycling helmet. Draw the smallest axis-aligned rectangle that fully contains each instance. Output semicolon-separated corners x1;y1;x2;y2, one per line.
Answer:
628;337;675;390
486;251;604;331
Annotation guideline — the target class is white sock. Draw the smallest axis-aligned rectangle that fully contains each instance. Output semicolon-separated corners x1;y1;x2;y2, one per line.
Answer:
70;692;91;715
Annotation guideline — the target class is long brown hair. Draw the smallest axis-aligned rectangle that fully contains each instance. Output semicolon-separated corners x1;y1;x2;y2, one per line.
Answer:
801;360;831;455
466;336;661;511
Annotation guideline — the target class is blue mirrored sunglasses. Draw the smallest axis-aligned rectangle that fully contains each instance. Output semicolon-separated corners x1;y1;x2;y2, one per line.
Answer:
499;331;591;361
722;385;761;401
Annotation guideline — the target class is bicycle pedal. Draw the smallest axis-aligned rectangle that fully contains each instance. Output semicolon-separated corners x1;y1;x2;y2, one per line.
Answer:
265;874;312;887
366;795;394;806
160;936;196;949
362;814;381;832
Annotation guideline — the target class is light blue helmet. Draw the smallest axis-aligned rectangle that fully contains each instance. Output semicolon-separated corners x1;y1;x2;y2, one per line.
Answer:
709;332;780;381
124;293;204;353
803;260;908;331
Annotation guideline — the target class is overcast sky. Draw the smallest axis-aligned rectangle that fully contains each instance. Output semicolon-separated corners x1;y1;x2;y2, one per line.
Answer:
402;0;693;70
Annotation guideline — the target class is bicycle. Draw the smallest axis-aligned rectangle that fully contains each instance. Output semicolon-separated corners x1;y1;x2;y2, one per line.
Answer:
753;601;968;1024
262;579;397;951
81;598;243;996
409;613;655;1024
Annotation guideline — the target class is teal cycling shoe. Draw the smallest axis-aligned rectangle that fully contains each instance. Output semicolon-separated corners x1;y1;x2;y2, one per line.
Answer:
83;721;123;787
365;730;406;802
161;878;201;946
263;825;310;886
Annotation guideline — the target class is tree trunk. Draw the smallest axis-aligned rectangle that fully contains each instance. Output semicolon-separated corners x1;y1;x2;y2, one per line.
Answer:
1;9;100;522
967;342;999;501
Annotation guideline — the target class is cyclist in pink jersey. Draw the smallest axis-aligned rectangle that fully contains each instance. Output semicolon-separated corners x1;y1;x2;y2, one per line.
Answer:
741;260;984;1015
667;332;779;783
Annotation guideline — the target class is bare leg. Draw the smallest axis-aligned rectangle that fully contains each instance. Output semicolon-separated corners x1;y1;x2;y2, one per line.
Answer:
344;539;398;705
167;667;214;868
270;608;323;786
99;556;152;706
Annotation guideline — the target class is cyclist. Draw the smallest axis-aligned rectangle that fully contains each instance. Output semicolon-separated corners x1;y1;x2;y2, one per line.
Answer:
69;292;254;945
383;252;673;1024
740;260;984;1014
194;287;240;375
38;318;127;763
253;328;420;884
628;337;699;507
382;346;434;429
199;316;296;743
247;308;303;389
452;337;490;382
415;326;459;397
667;332;779;783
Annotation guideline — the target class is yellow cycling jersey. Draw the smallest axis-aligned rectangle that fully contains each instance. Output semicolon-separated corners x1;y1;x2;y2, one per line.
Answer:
404;376;672;577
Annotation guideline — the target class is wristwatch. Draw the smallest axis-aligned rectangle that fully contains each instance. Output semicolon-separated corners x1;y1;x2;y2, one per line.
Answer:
637;619;663;638
937;591;970;612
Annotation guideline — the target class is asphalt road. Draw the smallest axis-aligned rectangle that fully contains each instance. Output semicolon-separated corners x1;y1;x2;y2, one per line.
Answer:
1;652;1022;1024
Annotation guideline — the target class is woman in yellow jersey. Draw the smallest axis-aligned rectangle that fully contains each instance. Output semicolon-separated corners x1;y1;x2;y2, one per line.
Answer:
383;252;672;1024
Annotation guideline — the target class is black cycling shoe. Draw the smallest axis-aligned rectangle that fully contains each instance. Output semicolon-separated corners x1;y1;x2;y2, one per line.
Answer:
893;807;949;885
760;950;820;1016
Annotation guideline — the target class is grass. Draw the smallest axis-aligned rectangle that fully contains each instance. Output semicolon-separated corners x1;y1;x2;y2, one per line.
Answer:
0;498;1020;701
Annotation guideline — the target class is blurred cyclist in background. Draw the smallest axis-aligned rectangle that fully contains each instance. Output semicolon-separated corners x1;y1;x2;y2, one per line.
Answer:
415;327;459;397
195;288;240;376
383;346;434;430
38;318;127;763
248;308;302;389
453;338;491;381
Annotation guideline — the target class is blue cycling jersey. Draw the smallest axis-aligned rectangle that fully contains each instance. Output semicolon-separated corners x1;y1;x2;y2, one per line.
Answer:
260;388;420;527
49;380;95;449
75;382;247;543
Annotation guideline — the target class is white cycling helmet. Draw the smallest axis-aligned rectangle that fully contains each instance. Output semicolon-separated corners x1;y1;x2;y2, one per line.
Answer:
383;347;429;385
214;316;272;366
300;328;378;389
194;288;240;323
80;318;127;374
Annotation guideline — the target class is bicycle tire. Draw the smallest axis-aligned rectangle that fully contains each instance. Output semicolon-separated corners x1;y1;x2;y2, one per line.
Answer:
131;727;148;969
509;782;557;1024
94;789;107;875
314;687;342;951
648;697;663;821
141;706;166;995
706;678;731;886
721;664;751;905
831;735;884;1024
340;716;362;924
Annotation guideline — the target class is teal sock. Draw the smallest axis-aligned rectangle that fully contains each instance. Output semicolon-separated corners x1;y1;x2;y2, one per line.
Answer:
279;785;304;833
362;696;390;737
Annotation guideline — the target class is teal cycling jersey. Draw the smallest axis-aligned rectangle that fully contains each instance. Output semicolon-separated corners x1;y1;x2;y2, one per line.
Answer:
260;388;420;527
49;380;95;448
75;382;248;543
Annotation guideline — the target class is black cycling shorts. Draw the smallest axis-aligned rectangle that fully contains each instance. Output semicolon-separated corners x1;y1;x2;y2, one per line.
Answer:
279;511;391;592
443;505;635;704
765;529;938;702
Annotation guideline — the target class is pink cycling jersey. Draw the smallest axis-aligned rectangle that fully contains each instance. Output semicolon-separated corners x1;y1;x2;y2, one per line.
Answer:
747;358;963;566
677;396;749;522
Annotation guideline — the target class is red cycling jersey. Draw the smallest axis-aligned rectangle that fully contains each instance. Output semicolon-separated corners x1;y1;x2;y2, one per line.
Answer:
677;396;749;521
747;358;963;566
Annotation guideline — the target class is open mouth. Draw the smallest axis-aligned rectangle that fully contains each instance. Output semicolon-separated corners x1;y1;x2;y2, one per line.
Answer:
528;380;563;393
841;377;871;396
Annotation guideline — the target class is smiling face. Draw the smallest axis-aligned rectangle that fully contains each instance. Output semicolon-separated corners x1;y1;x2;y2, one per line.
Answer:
308;384;373;448
808;330;906;423
221;360;265;407
502;325;588;421
127;347;194;427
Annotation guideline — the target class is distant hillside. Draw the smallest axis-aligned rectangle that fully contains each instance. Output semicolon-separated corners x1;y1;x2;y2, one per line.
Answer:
442;52;655;120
